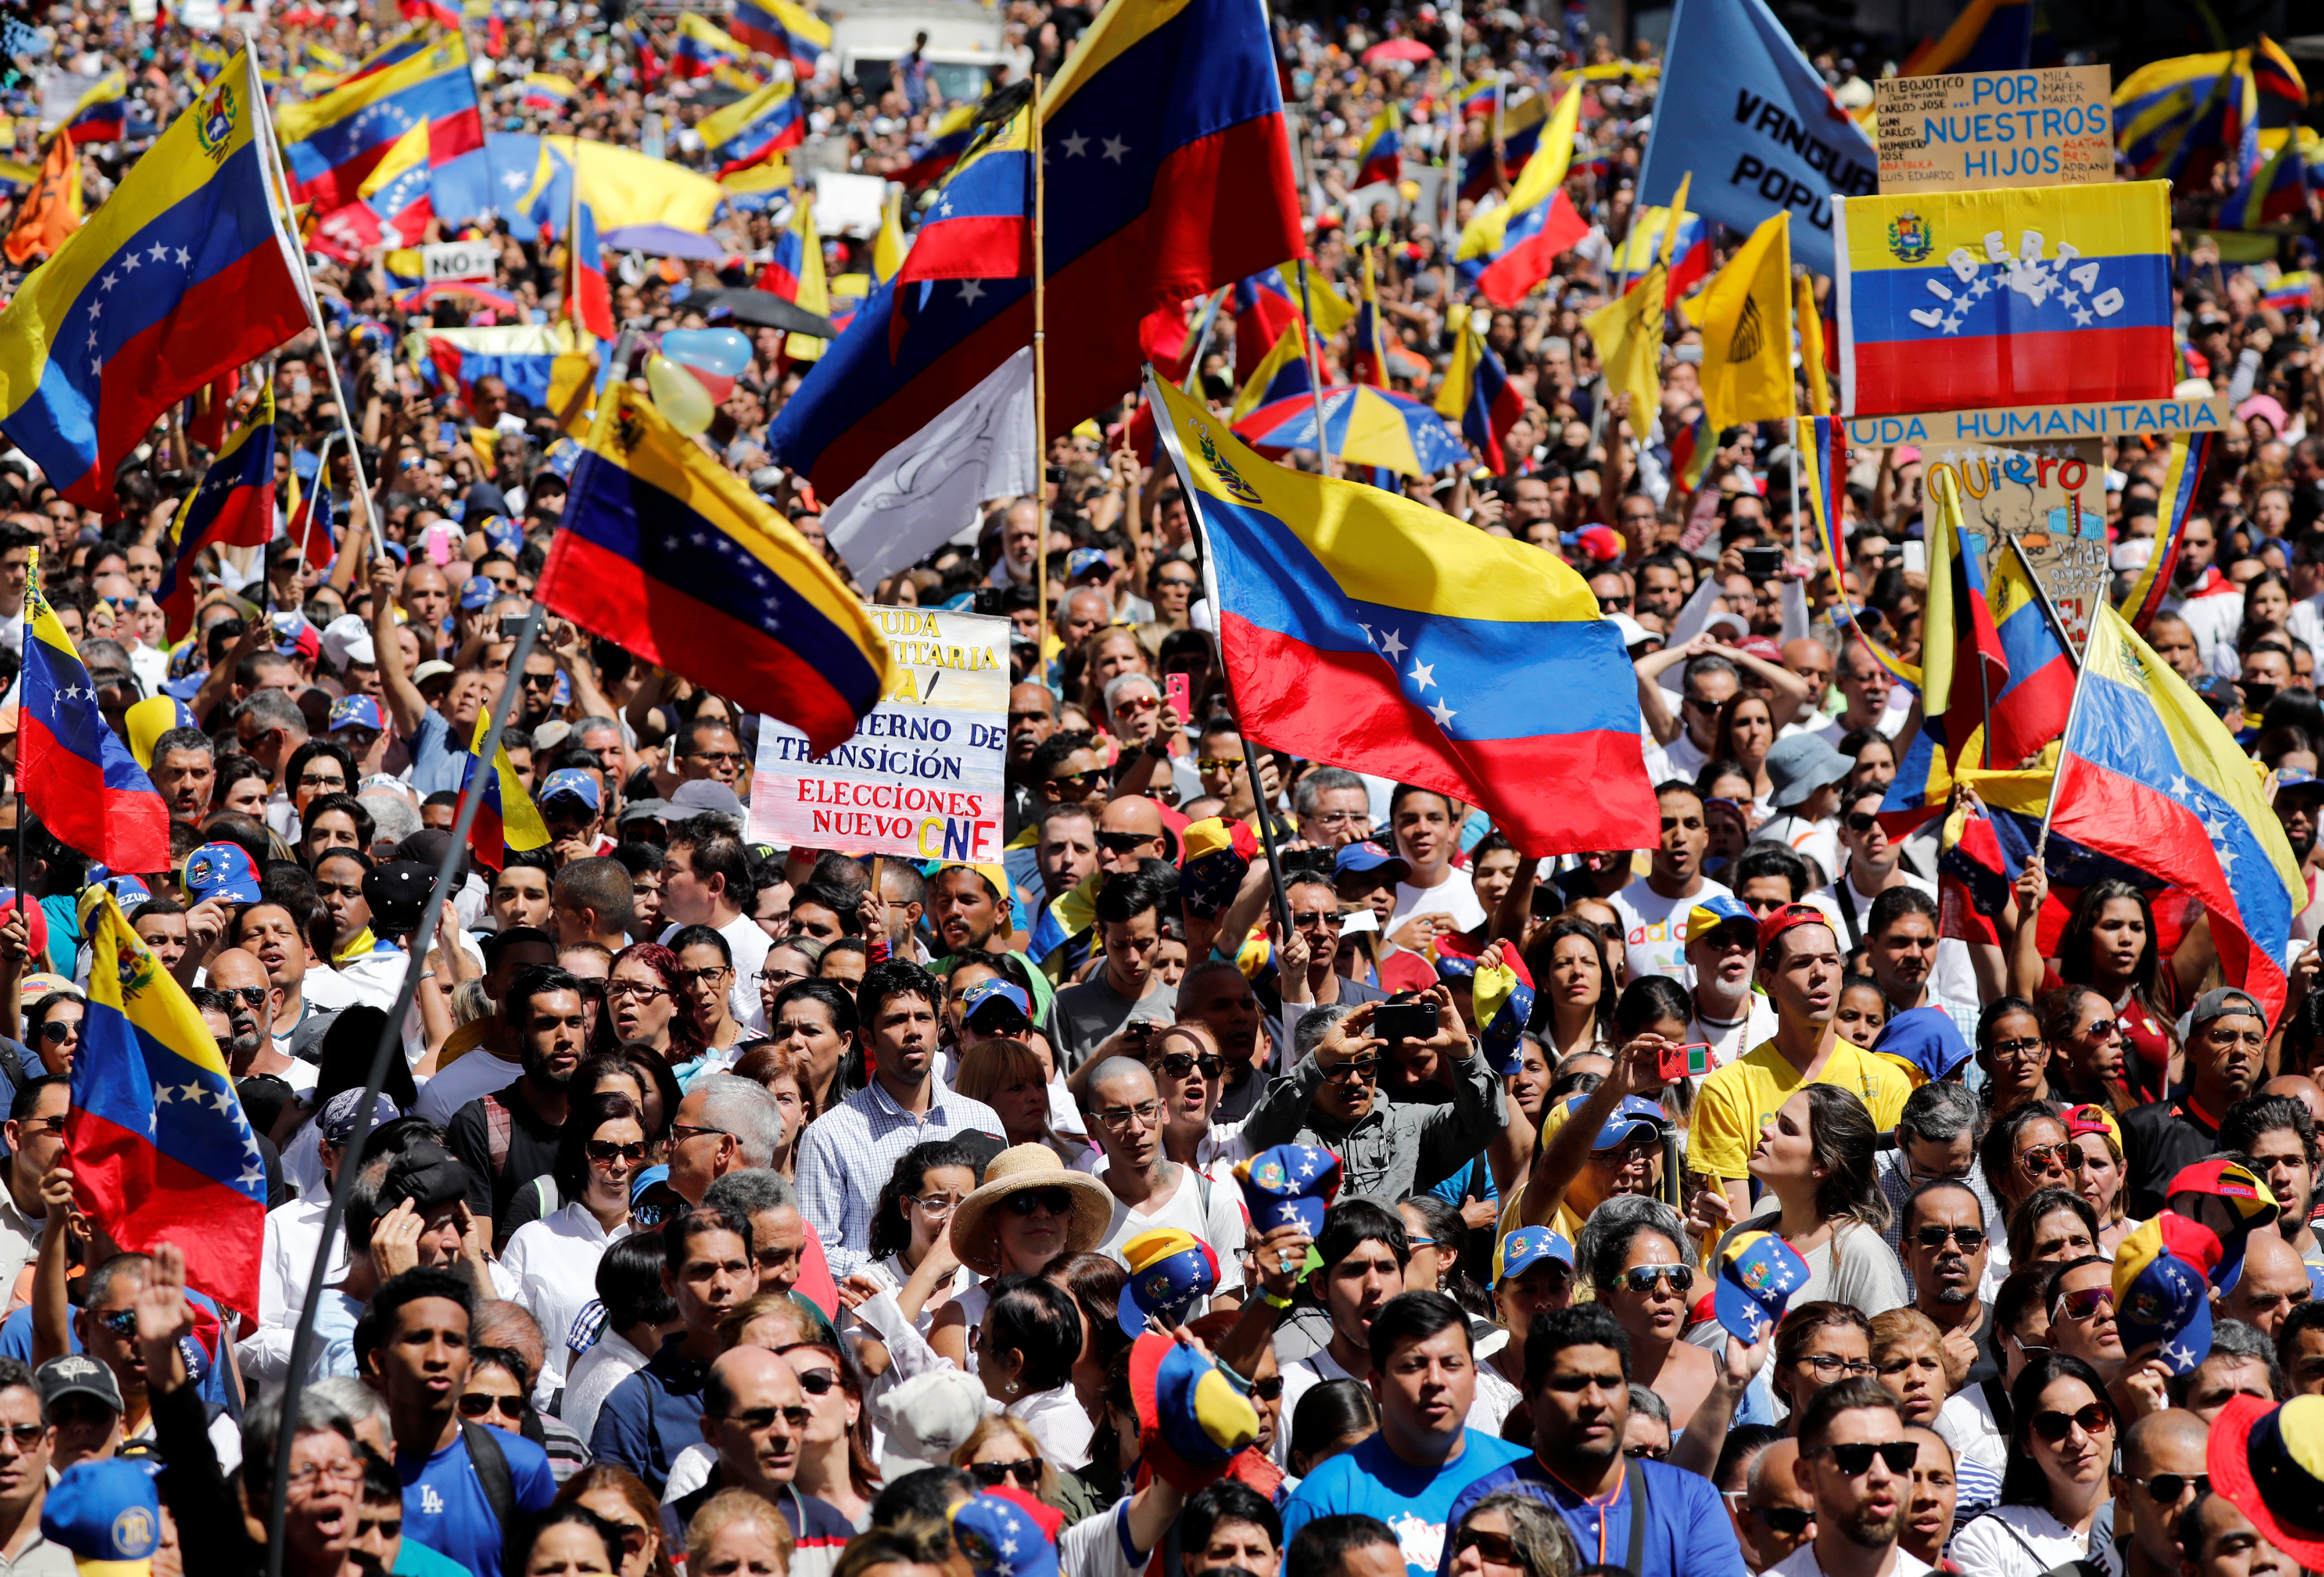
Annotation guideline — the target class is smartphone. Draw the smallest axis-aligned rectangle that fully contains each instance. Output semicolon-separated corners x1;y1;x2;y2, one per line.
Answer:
499;614;525;639
1902;540;1928;574
1658;1042;1716;1081
1739;546;1784;578
1165;672;1191;722
1376;1001;1437;1042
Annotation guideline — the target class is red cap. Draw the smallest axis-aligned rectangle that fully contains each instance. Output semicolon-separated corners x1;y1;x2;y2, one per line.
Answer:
1755;902;1833;956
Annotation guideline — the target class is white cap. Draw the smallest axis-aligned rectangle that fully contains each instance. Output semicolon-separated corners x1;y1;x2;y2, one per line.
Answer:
2110;540;2155;574
1702;610;1750;640
321;613;371;672
874;1368;987;1481
1607;612;1653;649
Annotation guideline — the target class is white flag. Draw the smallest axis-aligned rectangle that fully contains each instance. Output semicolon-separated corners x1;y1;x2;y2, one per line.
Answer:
822;345;1038;585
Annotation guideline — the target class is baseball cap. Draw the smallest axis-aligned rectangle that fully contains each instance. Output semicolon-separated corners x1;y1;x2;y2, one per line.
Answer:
2275;768;2324;799
35;1355;122;1416
270;612;321;663
1334;841;1410;884
1756;901;1835;957
1178;817;1258;918
42;1459;160;1574
412;660;456;687
363;861;436;934
618;797;673;826
2111;1212;2218;1373
1714;1229;1810;1342
2060;1103;2122;1150
1685;893;1758;949
951;1492;1060;1577
479;515;525;555
1116;1227;1220;1335
1869;1005;1973;1087
2190;987;2268;1035
875;1368;989;1481
1579;1094;1669;1152
669;779;746;820
2166;1159;2280;1288
538;768;601;810
1129;1333;1260;1491
381;1137;470;1215
1491;1226;1574;1287
329;695;386;734
960;978;1032;1033
1066;548;1111;582
319;1087;402;1148
1234;1145;1341;1239
98;874;153;908
183;843;262;905
458;576;497;611
320;613;372;671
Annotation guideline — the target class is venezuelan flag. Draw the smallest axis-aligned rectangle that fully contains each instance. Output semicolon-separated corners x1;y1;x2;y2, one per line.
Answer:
288;442;338;572
521;72;576;114
719;160;795;212
63;74;128;144
1898;0;2032;76
896;106;1031;283
21;569;171;874
539;382;891;754
2115;50;2251;187
1456;84;1585;309
70;889;266;1315
2254;35;2305;124
1230;323;1313;423
1985;544;2074;769
424;333;560;409
332;21;432;88
567;191;614;341
896;102;981;189
276;31;483;214
1880;708;1949;837
0;56;308;513
309;139;440;259
1667;412;1716;492
157;390;278;639
1833;182;2177;418
2228;133;2307;229
1465;88;1551;202
1459;78;1499;121
2051;606;2304;1025
1608;205;1710;304
1348;245;1389;387
673;15;748;81
766;197;830;361
2264;268;2319;311
1355;104;1401;187
732;0;831;70
1434;307;1521;473
459;708;550;872
1151;375;1655;856
2118;432;2213;633
1922;469;2011;768
400;0;463;27
768;0;1302;499
1232;264;1333;382
700;78;803;176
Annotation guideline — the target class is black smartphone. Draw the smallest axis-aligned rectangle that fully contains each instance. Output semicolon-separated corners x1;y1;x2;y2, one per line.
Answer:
1740;546;1784;578
1375;1001;1436;1042
499;614;525;638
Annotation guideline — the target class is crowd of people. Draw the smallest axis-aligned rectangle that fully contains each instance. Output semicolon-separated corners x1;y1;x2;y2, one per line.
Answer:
0;0;2322;1576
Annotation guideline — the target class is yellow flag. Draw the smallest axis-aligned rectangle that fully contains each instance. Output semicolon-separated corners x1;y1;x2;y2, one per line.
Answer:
1586;262;1666;432
548;351;596;438
872;188;907;283
1692;211;1792;430
1457;83;1580;262
1294;260;1354;337
1232;323;1309;422
1796;274;1831;418
784;197;829;363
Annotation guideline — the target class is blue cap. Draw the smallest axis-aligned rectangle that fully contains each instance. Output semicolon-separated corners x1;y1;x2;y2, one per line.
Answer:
459;575;497;610
1116;1227;1220;1335
41;1457;161;1565
537;768;601;810
545;438;582;478
480;515;525;554
1233;1145;1341;1238
960;977;1032;1031
1333;840;1408;882
329;695;385;733
1066;548;1111;580
951;1492;1060;1577
1716;1230;1811;1341
100;873;153;908
1492;1226;1574;1286
630;1164;671;1204
1871;1005;1973;1085
1580;1094;1670;1152
183;842;262;905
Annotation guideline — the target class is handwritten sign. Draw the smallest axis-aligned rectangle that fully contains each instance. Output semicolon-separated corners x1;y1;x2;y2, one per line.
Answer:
1843;396;2226;450
1874;66;2114;193
1922;438;2108;645
748;608;1010;863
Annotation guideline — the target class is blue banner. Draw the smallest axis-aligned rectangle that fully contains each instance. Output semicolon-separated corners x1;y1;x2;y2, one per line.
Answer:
1634;0;1879;276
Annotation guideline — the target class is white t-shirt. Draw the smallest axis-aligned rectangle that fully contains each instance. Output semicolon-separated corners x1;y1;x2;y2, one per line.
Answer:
1688;996;1777;1071
1388;867;1487;937
1096;1165;1247;1315
1949;1505;2124;1577
1767;1546;1934;1577
1608;876;1734;985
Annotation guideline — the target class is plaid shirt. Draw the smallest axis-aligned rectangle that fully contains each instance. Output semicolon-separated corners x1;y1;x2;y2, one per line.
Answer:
795;1080;1003;1276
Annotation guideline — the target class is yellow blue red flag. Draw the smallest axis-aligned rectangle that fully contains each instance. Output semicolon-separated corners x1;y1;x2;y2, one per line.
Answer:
460;707;551;872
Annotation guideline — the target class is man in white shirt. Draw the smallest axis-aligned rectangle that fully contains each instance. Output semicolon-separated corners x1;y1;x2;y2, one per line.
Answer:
658;814;772;1032
1683;897;1776;1069
1085;1057;1244;1313
1818;789;1984;1019
1811;645;1907;746
2161;515;2244;670
1610;782;1732;984
1770;1380;1932;1577
0;1076;62;1299
241;1088;398;1384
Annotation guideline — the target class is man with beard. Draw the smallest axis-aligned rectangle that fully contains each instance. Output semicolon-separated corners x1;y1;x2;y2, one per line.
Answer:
1440;1303;1746;1577
1771;1380;1926;1577
2120;989;2272;1217
2220;1091;2324;1268
208;948;313;1134
1862;888;1973;1033
2273;774;2324;941
446;965;586;1248
1899;1180;1996;1391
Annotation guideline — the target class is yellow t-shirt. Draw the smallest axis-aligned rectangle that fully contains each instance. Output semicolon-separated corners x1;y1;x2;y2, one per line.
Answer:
1687;1037;1912;1181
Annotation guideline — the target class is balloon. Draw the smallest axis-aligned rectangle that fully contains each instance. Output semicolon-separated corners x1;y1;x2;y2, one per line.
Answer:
661;328;750;402
645;355;714;434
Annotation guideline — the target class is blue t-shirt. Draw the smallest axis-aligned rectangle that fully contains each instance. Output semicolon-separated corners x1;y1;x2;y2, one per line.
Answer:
400;1427;557;1577
406;709;474;796
1437;1452;1750;1577
1281;1430;1530;1577
0;1297;237;1418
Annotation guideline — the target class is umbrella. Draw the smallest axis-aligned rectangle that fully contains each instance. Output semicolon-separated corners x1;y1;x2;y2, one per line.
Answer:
1234;385;1469;477
690;288;840;339
602;224;732;261
1361;37;1435;63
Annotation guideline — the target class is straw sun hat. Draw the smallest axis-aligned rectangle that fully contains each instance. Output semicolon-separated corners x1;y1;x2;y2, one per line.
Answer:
948;1143;1112;1276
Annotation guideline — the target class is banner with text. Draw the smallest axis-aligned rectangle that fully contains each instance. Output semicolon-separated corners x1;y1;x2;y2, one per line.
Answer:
748;608;1010;863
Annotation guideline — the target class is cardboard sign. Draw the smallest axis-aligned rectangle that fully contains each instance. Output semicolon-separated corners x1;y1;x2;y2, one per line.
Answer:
1841;396;2226;449
422;241;497;286
748;608;1010;863
1874;66;2113;193
1922;438;2108;644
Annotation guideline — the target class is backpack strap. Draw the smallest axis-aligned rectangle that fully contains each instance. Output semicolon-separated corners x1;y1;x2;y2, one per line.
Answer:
461;1420;523;1577
482;1094;511;1179
1621;1457;1649;1576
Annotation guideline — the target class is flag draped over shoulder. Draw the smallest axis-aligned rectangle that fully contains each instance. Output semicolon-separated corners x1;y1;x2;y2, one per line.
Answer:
2050;606;2305;1025
539;383;892;755
70;890;266;1317
1149;376;1656;858
0;56;308;511
19;572;171;874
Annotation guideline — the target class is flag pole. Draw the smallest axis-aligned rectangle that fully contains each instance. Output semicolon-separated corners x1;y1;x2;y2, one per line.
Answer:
1142;365;1293;946
263;604;550;1577
242;47;388;566
1295;262;1335;477
2007;531;2086;668
2033;632;2094;863
1031;72;1049;649
1442;1;1461;247
296;432;337;572
1180;287;1228;394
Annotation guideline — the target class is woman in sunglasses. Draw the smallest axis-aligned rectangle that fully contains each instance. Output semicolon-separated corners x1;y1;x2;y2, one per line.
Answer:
458;1344;542;1440
778;1339;879;1528
23;989;82;1077
558;1465;676;1577
503;1092;646;1393
930;1143;1109;1369
1978;1106;2082;1284
1447;1491;1583;1577
1578;1195;1720;1432
1733;1083;1908;1321
1948;1353;2119;1577
950;1416;1064;1511
1141;1022;1238;1176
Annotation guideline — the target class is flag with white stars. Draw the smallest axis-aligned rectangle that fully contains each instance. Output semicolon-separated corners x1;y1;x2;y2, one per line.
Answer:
155;386;279;641
63;888;266;1319
2049;604;2305;1026
17;562;172;875
276;31;482;216
1834;181;2177;417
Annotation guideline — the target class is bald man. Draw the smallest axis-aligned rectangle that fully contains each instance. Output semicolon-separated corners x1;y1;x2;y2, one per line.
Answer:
2113;1410;2210;1577
1084;1056;1246;1315
1781;638;1835;716
1096;795;1169;874
1056;588;1112;651
2261;1074;2324;1129
2220;1230;2313;1337
676;1344;859;1560
1738;1438;1816;1573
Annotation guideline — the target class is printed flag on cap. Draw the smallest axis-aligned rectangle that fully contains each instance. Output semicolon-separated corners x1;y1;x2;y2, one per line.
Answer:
1234;1145;1340;1239
1117;1227;1220;1335
1473;953;1535;1074
1129;1333;1260;1491
2112;1212;2218;1373
1716;1229;1808;1341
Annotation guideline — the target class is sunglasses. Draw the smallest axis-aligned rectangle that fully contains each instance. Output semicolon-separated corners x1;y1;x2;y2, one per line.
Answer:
221;986;270;1009
791;1367;840;1396
1608;1264;1694;1295
2030;1402;2114;1442
586;1139;648;1165
1196;758;1240;774
1986;1037;2044;1062
1291;910;1346;931
724;1405;811;1431
1158;1051;1224;1079
1814;1442;1919;1475
94;1308;139;1339
2076;1018;2119;1040
2021;1143;2086;1175
2053;1287;2116;1321
1752;1507;1813;1535
1251;1375;1285;1401
1911;1224;1985;1252
458;1393;526;1422
1453;1529;1522;1565
971;1459;1042;1489
1003;1187;1075;1217
2134;1473;2210;1501
1095;830;1154;853
39;1021;77;1044
1046;768;1106;789
1322;1056;1381;1083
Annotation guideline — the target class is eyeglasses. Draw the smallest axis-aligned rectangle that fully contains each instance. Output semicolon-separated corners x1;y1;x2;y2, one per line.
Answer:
1003;1187;1076;1216
1811;1441;1920;1475
1794;1354;1877;1379
722;1405;811;1431
1157;1051;1224;1079
1046;768;1106;789
2029;1401;2114;1442
1250;1375;1285;1401
2134;1473;2210;1501
1113;695;1161;715
1625;1442;1668;1460
2021;1143;2086;1175
670;1122;731;1146
220;986;270;1009
94;1308;139;1339
1751;1507;1813;1535
586;1139;648;1165
906;1193;965;1215
687;750;747;766
1308;810;1371;827
2076;1018;2119;1040
971;1459;1042;1489
1844;812;1882;834
679;965;732;985
2052;1287;2116;1321
1911;1224;1986;1252
606;980;671;1001
0;1423;42;1448
457;1393;527;1422
760;967;807;987
1291;910;1345;932
288;1461;366;1493
1095;1100;1163;1131
1195;757;1241;775
1095;830;1155;853
1985;1037;2044;1062
1608;1264;1694;1295
1598;596;1631;612
1322;1056;1381;1083
519;671;558;689
297;772;347;790
1453;1529;1523;1566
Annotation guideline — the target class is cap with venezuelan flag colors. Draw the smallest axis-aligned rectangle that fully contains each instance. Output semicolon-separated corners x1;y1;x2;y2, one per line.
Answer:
2112;1212;2217;1373
1129;1333;1260;1491
1116;1227;1220;1335
1716;1229;1809;1341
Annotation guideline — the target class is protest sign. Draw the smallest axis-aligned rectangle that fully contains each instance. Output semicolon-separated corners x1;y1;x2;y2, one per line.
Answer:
422;240;498;286
1921;438;2108;643
1840;394;2226;449
1874;67;2113;193
748;607;1010;863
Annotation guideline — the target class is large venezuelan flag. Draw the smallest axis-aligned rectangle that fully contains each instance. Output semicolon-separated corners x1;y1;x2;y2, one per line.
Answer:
539;383;892;755
1834;181;2177;418
19;580;171;874
276;31;483;214
896;102;981;189
1985;547;2074;769
0;55;307;511
700;78;804;176
1150;377;1656;857
2050;606;2304;1024
68;890;266;1317
768;0;1302;499
732;0;831;68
